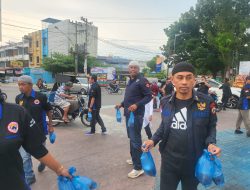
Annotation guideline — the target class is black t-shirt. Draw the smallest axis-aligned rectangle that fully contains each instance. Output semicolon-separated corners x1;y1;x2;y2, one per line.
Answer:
16;90;52;135
164;82;174;96
88;82;101;109
0;103;48;190
165;98;193;159
196;82;209;95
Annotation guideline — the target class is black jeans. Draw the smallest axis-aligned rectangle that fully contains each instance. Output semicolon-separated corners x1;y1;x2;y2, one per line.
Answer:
90;109;106;133
222;95;230;109
126;115;143;170
160;154;199;190
144;124;152;139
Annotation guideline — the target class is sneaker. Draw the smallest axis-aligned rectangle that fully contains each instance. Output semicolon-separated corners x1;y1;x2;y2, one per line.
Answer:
126;159;133;165
235;129;243;134
128;169;144;178
26;177;36;186
85;131;95;136
101;131;107;135
38;163;46;172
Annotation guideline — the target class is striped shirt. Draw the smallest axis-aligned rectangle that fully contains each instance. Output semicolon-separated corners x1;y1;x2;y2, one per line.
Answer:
54;86;65;102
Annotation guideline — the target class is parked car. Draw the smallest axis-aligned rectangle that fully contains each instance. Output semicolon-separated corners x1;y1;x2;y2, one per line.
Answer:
196;78;241;109
70;77;90;95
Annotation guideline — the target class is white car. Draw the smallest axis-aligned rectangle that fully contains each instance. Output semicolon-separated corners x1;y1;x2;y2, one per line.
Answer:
70;77;90;95
207;79;241;109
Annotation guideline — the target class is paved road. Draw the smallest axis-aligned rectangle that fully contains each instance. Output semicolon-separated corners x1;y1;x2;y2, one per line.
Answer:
0;83;124;106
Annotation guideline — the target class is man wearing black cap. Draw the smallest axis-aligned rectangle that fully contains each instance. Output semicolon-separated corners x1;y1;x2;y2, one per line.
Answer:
142;62;221;190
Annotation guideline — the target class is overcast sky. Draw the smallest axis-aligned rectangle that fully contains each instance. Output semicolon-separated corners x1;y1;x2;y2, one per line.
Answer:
3;0;197;60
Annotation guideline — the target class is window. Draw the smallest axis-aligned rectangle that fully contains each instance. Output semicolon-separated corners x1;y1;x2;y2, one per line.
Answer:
29;55;33;62
43;39;47;47
36;56;39;63
36;41;39;47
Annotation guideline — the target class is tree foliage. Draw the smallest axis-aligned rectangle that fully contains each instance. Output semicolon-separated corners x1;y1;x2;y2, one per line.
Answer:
146;57;157;71
162;0;250;78
43;53;104;74
43;53;75;74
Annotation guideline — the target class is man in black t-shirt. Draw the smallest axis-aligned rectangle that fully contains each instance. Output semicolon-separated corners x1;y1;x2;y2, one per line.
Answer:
143;62;221;190
86;75;107;135
219;78;232;110
0;101;70;190
195;76;211;95
16;75;54;185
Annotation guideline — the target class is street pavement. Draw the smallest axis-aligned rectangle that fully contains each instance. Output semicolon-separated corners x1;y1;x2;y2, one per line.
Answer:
1;83;250;190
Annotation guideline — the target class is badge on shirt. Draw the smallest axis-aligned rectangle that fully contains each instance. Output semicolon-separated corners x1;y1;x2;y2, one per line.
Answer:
19;100;24;106
210;102;216;114
34;99;40;105
197;102;206;111
136;79;140;83
7;122;19;134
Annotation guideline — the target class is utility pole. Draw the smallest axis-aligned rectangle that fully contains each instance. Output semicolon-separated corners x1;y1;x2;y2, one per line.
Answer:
75;21;78;75
81;17;92;74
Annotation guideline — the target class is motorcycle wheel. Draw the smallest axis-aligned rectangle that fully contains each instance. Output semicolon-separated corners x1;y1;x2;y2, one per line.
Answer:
118;89;123;95
1;93;7;101
51;106;63;126
80;112;91;127
216;103;222;112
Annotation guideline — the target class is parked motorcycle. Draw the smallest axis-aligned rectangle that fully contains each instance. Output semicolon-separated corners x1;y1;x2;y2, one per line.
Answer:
105;85;123;95
209;90;222;112
48;92;91;127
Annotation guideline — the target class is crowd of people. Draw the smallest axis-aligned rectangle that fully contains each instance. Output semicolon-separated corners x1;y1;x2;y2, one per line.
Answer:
2;60;250;190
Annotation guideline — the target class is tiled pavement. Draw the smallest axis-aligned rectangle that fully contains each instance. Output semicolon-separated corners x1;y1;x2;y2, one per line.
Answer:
154;129;250;190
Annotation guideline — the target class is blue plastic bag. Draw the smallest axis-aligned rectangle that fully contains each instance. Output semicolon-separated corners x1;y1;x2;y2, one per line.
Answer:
128;112;134;127
242;97;248;110
87;112;92;122
58;176;76;190
58;167;98;190
212;156;224;186
69;167;98;190
49;132;56;144
116;108;122;123
195;149;215;187
141;151;156;177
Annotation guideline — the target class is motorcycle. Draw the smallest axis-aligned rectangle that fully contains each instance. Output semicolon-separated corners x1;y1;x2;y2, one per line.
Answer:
48;92;91;127
105;85;123;95
209;90;222;112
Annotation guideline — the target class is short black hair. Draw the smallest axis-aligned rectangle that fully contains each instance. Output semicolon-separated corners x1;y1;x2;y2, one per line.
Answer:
225;78;229;82
91;74;97;82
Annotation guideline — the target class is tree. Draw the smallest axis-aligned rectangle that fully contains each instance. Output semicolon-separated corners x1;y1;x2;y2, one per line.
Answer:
147;57;157;71
162;0;250;78
43;53;74;74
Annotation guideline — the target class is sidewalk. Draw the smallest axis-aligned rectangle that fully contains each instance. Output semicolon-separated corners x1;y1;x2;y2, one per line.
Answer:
154;109;250;190
31;107;161;190
30;108;250;190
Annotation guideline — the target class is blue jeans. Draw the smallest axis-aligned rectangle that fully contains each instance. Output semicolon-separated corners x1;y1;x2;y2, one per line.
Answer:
126;115;143;170
19;147;35;184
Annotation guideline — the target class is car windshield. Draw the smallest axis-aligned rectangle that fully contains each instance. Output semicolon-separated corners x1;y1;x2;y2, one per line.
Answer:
208;79;222;88
78;78;88;84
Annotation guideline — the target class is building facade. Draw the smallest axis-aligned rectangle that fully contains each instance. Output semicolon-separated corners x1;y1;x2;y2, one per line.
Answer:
28;30;42;67
0;40;29;68
47;19;98;57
